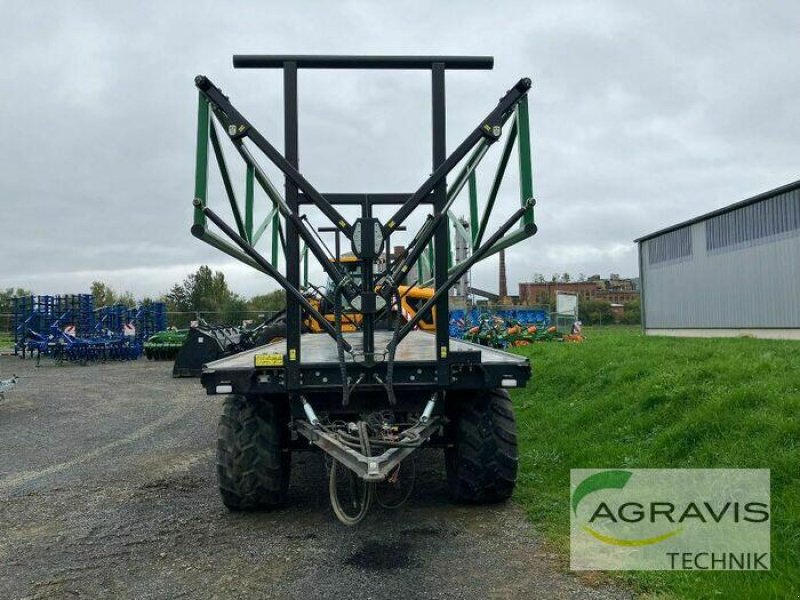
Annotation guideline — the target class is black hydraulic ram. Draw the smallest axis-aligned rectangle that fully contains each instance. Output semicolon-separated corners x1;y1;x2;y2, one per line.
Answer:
193;200;353;352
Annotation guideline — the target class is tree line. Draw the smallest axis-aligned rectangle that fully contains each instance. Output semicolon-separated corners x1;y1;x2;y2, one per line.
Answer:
162;265;285;327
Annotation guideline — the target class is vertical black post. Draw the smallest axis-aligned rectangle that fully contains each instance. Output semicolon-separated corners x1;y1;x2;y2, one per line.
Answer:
361;199;375;361
284;62;301;388
432;63;450;384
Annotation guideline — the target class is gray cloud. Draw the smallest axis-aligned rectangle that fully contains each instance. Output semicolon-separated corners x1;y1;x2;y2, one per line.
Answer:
2;0;798;297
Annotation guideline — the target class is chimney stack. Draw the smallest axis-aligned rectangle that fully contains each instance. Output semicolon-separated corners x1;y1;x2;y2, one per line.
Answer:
499;249;508;302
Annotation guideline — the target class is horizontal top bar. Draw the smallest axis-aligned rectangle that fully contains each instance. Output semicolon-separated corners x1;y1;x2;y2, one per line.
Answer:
297;193;435;206
233;55;494;70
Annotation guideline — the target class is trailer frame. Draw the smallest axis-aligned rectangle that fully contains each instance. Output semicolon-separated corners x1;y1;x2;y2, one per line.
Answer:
191;55;538;523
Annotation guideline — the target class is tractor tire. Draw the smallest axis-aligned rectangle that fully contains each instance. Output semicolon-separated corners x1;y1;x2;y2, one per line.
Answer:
216;395;290;510
445;388;518;503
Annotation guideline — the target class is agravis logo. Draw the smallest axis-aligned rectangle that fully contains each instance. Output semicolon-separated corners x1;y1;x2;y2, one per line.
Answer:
570;469;770;571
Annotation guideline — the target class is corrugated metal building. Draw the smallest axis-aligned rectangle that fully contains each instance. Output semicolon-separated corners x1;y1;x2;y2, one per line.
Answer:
635;180;800;339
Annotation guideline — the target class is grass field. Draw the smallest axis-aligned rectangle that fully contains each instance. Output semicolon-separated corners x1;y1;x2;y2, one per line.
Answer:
510;327;799;599
0;333;13;350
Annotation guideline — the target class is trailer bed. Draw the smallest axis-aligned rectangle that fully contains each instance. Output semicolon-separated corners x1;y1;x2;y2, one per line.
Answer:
201;331;530;395
207;330;525;368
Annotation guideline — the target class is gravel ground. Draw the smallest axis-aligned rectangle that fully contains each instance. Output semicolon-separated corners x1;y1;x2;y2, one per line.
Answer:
0;356;630;600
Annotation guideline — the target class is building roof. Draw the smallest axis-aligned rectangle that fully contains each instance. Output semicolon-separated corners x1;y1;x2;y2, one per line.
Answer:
634;179;800;243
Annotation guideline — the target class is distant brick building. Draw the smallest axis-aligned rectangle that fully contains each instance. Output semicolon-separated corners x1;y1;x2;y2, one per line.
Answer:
518;274;640;306
518;281;598;305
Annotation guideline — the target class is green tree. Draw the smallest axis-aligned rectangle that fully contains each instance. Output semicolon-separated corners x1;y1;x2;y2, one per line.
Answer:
91;281;137;307
187;266;240;313
621;299;641;325
164;283;191;313
579;299;613;325
0;287;33;339
248;290;286;314
164;265;246;326
90;281;116;307
116;291;136;307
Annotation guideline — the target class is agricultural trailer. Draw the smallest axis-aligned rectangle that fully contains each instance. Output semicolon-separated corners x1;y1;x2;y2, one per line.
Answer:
191;54;537;524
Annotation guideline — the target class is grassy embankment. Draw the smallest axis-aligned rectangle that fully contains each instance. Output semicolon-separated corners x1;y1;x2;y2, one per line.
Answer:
511;326;799;598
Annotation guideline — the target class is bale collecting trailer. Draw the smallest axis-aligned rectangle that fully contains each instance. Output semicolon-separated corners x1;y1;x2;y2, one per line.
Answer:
192;55;537;524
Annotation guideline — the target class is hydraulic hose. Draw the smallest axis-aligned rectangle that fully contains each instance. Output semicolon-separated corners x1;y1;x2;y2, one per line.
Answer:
328;421;373;526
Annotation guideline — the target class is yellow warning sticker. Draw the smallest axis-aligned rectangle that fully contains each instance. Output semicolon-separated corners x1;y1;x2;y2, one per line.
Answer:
289;348;297;361
440;346;448;358
254;353;284;367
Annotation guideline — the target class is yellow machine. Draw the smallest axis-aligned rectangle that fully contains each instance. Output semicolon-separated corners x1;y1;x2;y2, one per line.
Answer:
396;285;436;331
304;256;435;333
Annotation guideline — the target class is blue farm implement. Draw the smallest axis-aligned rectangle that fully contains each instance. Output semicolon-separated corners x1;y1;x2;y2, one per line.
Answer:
12;295;167;364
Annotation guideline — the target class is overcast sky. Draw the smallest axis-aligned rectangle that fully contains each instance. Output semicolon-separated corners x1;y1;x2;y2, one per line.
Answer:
1;1;798;299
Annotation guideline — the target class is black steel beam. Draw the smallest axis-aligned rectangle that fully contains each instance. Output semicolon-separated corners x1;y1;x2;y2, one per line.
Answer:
208;120;247;239
194;203;351;351
431;63;450;379
298;193;434;206
228;140;353;295
389;200;533;348
284;62;303;385
233;55;493;70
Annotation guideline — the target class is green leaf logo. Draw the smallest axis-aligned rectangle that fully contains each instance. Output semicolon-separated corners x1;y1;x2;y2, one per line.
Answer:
572;470;682;547
572;470;632;515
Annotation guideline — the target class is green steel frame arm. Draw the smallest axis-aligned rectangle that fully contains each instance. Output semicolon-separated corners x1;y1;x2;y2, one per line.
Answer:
418;95;536;288
418;222;537;288
383;77;531;235
196;76;353;237
193;83;359;301
378;91;523;293
234;137;356;298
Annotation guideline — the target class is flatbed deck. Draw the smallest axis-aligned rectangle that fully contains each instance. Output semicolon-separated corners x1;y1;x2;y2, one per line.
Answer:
207;330;528;368
201;331;530;395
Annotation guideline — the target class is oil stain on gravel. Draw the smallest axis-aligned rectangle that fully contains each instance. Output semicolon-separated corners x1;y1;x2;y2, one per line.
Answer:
344;540;420;570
